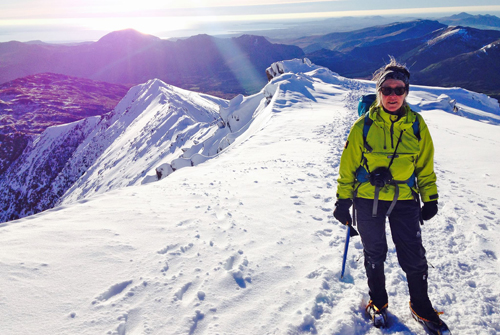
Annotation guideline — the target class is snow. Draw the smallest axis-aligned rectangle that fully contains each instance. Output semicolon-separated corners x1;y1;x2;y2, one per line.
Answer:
426;27;470;46
480;41;500;54
1;59;500;334
57;79;229;204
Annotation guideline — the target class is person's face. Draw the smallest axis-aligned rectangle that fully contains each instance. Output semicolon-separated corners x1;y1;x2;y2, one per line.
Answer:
379;79;407;113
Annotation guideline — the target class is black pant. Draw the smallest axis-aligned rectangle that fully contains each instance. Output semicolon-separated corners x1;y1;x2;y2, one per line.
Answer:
354;197;439;322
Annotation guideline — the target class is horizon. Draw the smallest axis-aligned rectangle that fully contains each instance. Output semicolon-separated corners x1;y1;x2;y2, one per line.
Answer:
1;1;500;43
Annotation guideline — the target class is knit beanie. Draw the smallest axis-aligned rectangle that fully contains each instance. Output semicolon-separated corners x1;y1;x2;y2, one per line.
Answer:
376;67;411;92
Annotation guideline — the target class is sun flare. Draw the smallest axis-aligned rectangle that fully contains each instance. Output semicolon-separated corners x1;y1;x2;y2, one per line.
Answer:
77;16;193;36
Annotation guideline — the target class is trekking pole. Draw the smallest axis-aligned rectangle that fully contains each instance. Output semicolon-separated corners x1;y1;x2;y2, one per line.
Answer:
340;224;351;279
340;223;358;279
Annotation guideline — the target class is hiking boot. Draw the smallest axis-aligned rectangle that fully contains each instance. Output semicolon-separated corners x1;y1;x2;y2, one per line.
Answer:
410;302;452;335
366;300;388;328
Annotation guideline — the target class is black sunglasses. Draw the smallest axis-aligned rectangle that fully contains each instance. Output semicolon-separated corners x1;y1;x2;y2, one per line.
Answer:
379;86;406;96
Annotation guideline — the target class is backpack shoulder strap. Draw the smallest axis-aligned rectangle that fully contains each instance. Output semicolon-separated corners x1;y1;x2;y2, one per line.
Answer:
363;112;373;152
412;112;421;141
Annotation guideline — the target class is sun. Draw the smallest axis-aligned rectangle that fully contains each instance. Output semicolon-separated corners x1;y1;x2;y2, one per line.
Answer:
71;0;196;36
78;16;192;37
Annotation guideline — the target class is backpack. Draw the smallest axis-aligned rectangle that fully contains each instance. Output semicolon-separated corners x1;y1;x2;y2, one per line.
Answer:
357;93;377;117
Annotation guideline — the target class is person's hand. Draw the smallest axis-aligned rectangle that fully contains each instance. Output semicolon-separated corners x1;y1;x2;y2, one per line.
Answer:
421;201;438;220
333;199;353;225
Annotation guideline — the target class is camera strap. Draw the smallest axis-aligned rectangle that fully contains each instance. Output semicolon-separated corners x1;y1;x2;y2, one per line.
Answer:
371;130;404;218
387;130;404;170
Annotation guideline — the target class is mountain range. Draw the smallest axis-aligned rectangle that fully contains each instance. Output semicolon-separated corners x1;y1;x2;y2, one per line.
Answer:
1;16;500;101
301;20;500;100
290;19;447;54
438;12;500;30
413;39;500;97
0;30;304;98
242;12;500;41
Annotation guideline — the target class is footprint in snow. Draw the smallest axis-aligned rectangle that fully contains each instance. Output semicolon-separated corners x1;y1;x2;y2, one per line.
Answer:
93;280;133;304
483;249;497;260
223;252;251;288
174;282;192;301
315;229;332;237
166;243;194;256
306;268;325;279
157;244;179;255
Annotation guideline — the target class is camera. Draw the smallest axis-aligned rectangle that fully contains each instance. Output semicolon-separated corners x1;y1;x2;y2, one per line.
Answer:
369;167;393;188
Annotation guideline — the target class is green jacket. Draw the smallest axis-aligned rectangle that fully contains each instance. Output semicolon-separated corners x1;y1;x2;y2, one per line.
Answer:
336;104;438;203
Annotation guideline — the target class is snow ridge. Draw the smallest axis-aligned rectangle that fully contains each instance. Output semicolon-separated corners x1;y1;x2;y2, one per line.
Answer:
58;79;227;204
427;27;467;46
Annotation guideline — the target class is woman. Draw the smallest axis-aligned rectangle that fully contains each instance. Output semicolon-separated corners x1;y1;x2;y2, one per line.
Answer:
333;58;450;334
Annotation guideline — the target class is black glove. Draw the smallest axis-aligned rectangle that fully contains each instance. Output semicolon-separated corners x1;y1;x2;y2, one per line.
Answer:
333;199;353;226
421;201;438;221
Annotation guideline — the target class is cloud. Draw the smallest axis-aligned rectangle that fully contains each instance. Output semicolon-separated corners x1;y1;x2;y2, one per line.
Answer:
0;0;343;18
1;1;500;21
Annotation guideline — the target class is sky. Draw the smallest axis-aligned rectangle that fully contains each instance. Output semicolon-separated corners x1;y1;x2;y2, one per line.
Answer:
1;0;500;42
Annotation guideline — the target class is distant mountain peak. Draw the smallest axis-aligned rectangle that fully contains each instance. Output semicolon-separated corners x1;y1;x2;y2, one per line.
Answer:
234;34;270;43
183;34;215;43
449;12;474;19
96;29;161;45
438;12;500;30
447;12;498;20
186;34;212;39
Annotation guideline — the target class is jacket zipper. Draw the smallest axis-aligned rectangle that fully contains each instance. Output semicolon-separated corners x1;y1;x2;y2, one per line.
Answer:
390;120;396;148
382;126;387;149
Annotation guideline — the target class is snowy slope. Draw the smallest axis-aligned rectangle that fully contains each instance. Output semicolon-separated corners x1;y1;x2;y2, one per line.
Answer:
57;79;229;203
1;72;288;223
0;79;229;222
0;60;499;335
